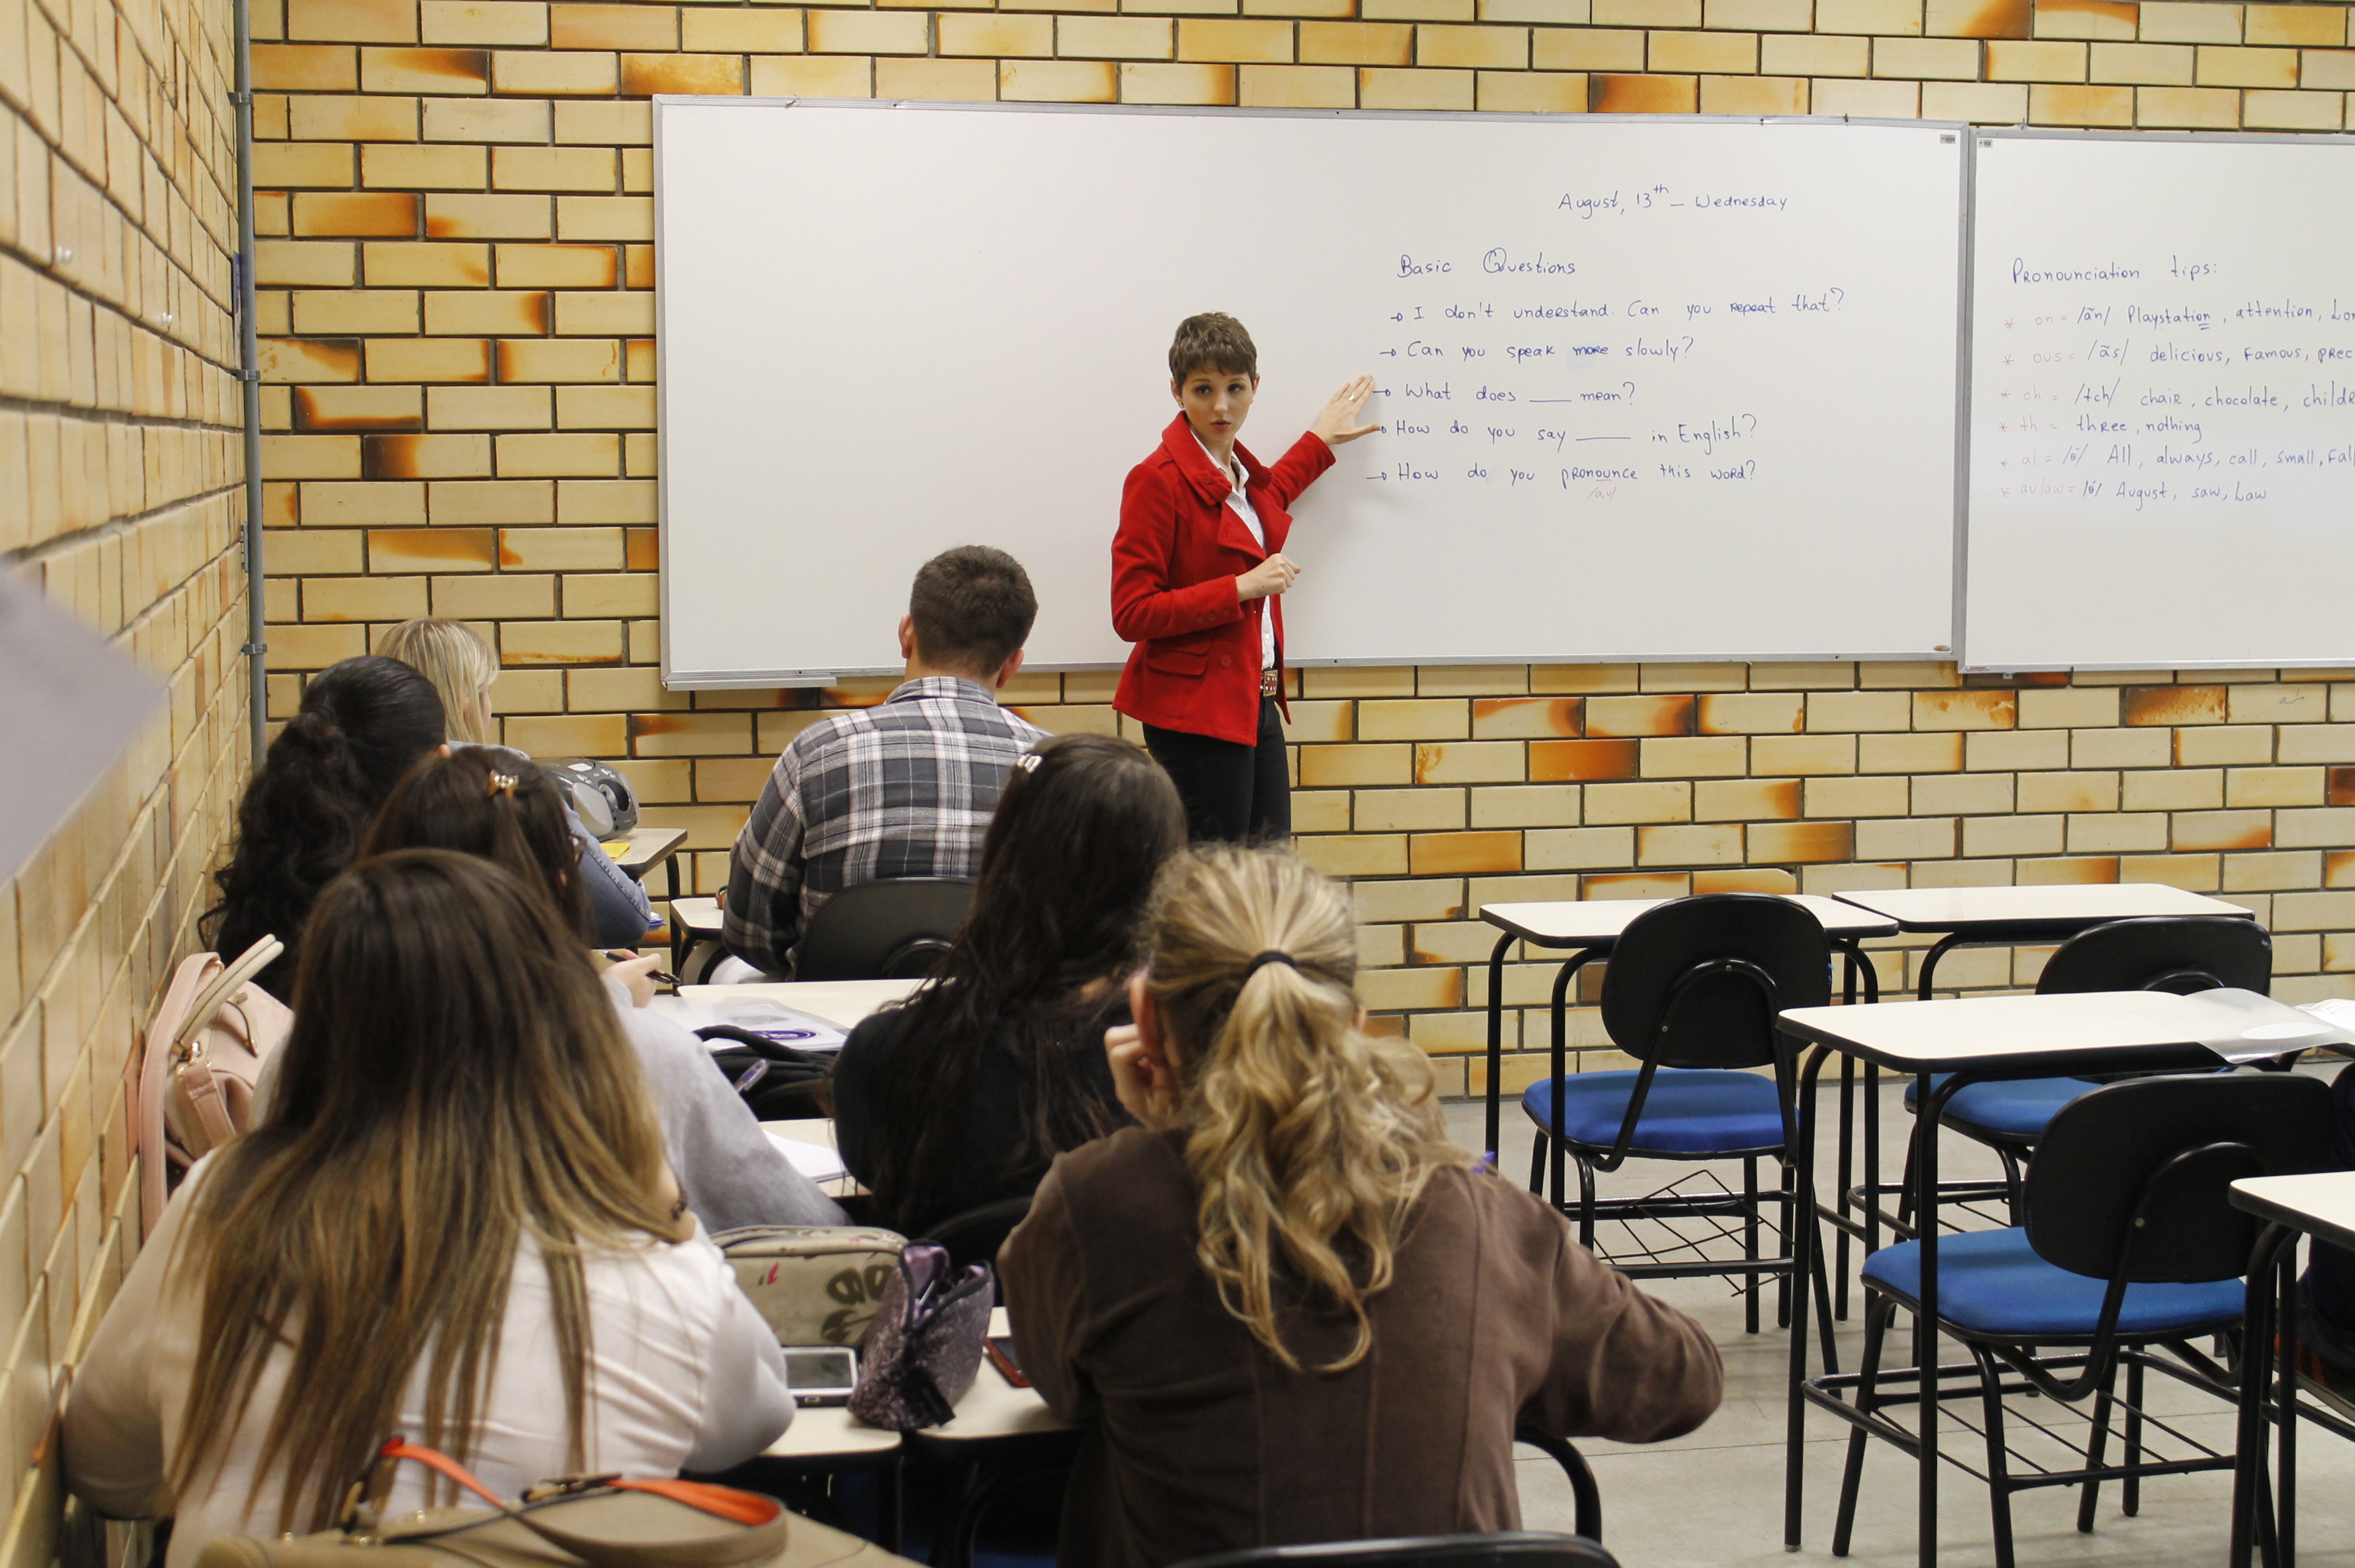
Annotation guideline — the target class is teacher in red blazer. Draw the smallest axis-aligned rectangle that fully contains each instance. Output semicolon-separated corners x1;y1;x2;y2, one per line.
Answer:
1111;313;1380;843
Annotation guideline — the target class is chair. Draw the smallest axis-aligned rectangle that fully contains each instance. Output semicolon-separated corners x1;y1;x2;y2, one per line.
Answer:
1171;1534;1618;1568
1903;914;2273;1219
792;877;977;982
1512;1426;1604;1543
1520;894;1829;1335
1834;1072;2334;1568
915;1194;1033;1272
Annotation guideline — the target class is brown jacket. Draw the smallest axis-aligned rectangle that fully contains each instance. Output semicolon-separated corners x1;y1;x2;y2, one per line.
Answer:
998;1127;1723;1568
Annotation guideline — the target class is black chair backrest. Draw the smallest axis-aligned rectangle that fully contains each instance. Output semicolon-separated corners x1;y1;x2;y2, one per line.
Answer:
1171;1534;1618;1568
792;877;976;982
2024;1072;2334;1283
914;1194;1033;1272
2036;914;2271;998
1600;895;1830;1071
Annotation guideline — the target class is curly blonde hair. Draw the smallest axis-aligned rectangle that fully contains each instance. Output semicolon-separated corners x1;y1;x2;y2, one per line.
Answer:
1142;847;1467;1371
379;616;500;745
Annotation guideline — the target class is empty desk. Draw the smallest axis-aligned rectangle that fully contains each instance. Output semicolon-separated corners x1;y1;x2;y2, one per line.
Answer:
2231;1170;2355;1568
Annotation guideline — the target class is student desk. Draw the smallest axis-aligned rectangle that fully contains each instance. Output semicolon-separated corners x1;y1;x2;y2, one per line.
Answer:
1774;988;2288;1568
606;824;689;900
673;978;926;1033
1829;883;2255;1002
670;894;725;978
2230;1171;2355;1568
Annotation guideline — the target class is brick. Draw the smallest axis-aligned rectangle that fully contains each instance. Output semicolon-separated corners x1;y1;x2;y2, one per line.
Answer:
1421;21;1528;62
290;94;422;140
1415;741;1526;783
2224;850;2321;892
366;432;495;477
1988;37;2088;73
557;103;654;144
2135;82;2239;119
1534;26;1647;65
937;13;1055;54
2137;1;2242;41
369;525;497;571
361;143;488;188
1927;0;2030;33
1702;68;1807;104
1357;788;1467;831
1296;835;1410;878
1529;737;1638;781
2232;683;2329;724
1922;79;2028;114
1470;784;1582;827
1587;693;1693;737
2276;808;2355;849
2123;767;2222;810
1804;775;1908;816
506;713;630;753
1749;821;1855;863
2302;46;2355;84
1062;15;1176;54
556;385;656;428
307;574;430;621
423;2;551;44
2228;765;2324;806
1178;16;1293;55
298;385;426;430
1584;781;1690;824
808;11;928;51
1651;26;1756;67
435;574;558;619
1359;698;1468;740
427;384;551;429
364;46;493;92
425;288;550;334
1245;63;1359;102
1588;68;1699;104
1639;735;1746;776
1357;64;1473;102
1411;831;1521;875
255;43;363;89
1914;771;2013;813
619;53;746;94
1856;816;1955;859
555;292;655;335
2177;724;2273;766
2244;2;2344;45
1697;778;1803;819
1364;0;1474;18
2091;39;2195;76
438;480;554;524
426;193;554;238
555;198;652;241
1960;814;2063;856
1751;734;1856;774
1914;688;2017;730
491;50;619;93
2034;0;2140;36
550;3;676;48
2030;80;2137;119
2243;87;2344;126
1967;728;2069;770
1806;689;1910;731
1817;0;1923;29
1300;743;1413;786
1474;697;1584;738
503;619;626;663
498;337;618;381
493;146;615;191
293;289;422;334
1706;0;1809;26
303;480;429;525
1595;0;1700;19
1631;822;1740;866
1874;34;1980;72
680;10;805;52
494;244;616;289
748;56;874;95
2193;40;2297;80
498;432;620;475
2173;809;2273;851
370;338;494;381
1525;825;1637;868
294;191;421;236
500;525;621;569
423;97;551;142
259;337;365;382
1810;75;1920;108
2072;728;2170;768
365;241;491;285
1762;33;1873;69
2279;725;2355;764
1529;664;1640;693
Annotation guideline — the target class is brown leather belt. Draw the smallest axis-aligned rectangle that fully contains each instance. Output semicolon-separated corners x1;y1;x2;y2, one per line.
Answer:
1260;671;1280;697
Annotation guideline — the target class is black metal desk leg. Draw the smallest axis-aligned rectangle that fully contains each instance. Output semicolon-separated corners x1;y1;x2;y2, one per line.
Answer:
2278;1245;2300;1567
1549;956;1579;1210
1916;1071;1940;1568
1784;1036;1822;1551
1916;933;1965;1001
1484;931;1515;1162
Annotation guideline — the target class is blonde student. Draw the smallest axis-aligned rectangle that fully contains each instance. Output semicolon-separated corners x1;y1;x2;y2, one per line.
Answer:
66;852;792;1566
999;847;1722;1568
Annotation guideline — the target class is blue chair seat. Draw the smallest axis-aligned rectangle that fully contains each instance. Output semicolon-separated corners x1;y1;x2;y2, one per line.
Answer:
1903;1072;2099;1139
1522;1068;1785;1155
1862;1228;2244;1339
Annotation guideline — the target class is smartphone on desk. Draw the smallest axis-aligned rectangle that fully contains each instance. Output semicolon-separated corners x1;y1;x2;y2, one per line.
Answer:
985;1335;1029;1388
783;1345;858;1406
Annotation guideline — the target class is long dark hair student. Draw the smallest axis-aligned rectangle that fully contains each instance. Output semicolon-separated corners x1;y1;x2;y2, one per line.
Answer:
204;656;445;997
362;747;588;933
833;734;1187;1233
173;851;681;1533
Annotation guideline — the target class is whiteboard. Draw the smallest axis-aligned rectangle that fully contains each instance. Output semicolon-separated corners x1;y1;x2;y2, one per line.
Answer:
1964;130;2355;670
655;102;1966;686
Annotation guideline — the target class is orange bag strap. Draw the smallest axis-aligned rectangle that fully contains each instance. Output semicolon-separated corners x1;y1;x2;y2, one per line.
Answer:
374;1439;784;1528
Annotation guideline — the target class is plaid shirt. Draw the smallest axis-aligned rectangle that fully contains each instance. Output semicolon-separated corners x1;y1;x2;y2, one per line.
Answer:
723;676;1049;975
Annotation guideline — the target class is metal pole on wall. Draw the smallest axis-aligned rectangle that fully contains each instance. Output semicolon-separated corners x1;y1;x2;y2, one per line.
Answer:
232;0;265;762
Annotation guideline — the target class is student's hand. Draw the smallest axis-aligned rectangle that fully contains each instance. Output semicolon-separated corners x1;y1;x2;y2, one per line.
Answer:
1309;374;1381;447
606;951;662;1007
1105;1023;1181;1128
1236;554;1300;602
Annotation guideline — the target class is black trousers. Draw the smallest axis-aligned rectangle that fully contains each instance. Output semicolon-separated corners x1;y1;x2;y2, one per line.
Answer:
1142;698;1290;845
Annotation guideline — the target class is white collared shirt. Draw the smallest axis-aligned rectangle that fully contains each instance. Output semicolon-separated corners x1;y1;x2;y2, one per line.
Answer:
1196;432;1277;672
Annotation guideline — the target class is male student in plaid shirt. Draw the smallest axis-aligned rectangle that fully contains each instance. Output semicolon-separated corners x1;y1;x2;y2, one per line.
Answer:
723;547;1049;978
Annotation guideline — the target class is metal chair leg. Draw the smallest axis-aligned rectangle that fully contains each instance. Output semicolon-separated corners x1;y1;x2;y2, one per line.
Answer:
1833;1297;1891;1557
2077;1358;2119;1532
1744;1154;1762;1336
2123;1354;2146;1518
1971;1341;2020;1568
1528;1124;1546;1194
1575;1155;1598;1251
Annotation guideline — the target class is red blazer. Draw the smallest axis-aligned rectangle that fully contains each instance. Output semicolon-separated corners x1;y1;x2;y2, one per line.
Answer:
1110;413;1335;746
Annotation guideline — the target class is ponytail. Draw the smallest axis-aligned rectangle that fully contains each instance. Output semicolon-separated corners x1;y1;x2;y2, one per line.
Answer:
363;748;589;937
1142;847;1466;1372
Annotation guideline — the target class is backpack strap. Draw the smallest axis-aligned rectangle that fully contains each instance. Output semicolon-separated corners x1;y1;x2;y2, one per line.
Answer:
175;935;284;1055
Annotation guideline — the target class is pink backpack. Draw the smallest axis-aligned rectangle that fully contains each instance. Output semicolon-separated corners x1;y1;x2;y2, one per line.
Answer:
137;937;293;1238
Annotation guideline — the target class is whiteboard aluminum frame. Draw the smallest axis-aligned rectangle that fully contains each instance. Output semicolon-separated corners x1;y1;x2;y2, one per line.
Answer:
654;98;1974;689
1958;124;2355;674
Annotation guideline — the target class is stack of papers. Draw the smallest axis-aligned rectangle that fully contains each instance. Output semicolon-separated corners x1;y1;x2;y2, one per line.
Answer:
764;1127;850;1184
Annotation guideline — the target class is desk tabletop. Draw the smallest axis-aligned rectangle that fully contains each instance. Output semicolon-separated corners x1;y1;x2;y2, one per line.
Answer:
2231;1171;2355;1254
674;978;924;1032
670;894;724;933
1480;892;1899;946
606;824;689;872
1778;989;2216;1074
1828;882;2251;934
760;1306;1062;1460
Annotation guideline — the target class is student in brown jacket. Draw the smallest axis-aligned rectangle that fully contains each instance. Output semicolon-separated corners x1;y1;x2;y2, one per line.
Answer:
998;847;1723;1568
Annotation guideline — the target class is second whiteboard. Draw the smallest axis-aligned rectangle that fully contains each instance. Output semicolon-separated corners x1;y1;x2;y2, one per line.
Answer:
657;104;1966;683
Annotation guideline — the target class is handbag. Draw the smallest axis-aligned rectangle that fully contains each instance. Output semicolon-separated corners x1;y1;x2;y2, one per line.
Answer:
696;1025;833;1122
191;1438;899;1568
138;937;294;1238
713;1226;908;1348
845;1244;994;1431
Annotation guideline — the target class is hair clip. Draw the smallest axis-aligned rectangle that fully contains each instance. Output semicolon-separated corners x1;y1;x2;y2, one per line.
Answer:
1017;753;1041;773
487;770;519;796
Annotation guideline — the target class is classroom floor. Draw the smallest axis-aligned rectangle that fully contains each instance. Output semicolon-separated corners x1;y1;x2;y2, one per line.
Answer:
1443;1075;2355;1568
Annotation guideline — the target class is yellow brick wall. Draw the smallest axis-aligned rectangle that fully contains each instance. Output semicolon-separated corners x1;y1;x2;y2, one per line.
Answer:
0;0;252;1540
249;0;2355;1097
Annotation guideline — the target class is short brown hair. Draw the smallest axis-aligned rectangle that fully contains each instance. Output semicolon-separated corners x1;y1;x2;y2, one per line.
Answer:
909;545;1037;674
1168;313;1258;383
